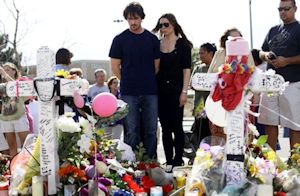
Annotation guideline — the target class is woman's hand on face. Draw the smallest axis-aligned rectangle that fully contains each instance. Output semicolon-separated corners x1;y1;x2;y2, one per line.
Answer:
179;92;187;107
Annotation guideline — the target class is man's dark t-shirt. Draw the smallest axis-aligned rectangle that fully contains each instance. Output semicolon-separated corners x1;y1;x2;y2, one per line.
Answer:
109;29;160;95
262;21;300;82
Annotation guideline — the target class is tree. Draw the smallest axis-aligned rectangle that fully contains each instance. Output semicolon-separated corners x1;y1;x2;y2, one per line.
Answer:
0;33;22;66
0;0;22;67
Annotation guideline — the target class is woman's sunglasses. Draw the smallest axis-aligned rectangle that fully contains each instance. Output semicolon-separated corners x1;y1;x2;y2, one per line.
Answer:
158;23;170;29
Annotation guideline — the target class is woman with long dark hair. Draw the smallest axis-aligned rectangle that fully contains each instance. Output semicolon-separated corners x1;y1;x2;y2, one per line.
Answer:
153;13;192;172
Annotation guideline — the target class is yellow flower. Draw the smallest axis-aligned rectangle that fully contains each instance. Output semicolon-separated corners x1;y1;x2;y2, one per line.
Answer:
297;159;300;167
249;164;259;177
291;154;300;161
265;151;276;161
56;69;69;78
294;143;300;148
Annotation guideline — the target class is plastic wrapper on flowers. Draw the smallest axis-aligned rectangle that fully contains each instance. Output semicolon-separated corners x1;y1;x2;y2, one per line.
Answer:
8;134;40;195
185;136;226;195
95;100;128;128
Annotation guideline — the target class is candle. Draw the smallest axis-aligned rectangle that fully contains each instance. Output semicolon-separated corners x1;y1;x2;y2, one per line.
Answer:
150;186;163;196
32;176;44;196
136;192;148;196
174;171;186;196
256;184;273;196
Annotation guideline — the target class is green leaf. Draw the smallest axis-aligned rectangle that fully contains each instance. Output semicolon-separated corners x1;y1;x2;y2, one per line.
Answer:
257;135;268;146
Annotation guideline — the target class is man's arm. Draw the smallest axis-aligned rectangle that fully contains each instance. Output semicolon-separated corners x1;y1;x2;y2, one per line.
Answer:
275;55;300;68
111;58;121;79
154;58;160;74
260;50;300;68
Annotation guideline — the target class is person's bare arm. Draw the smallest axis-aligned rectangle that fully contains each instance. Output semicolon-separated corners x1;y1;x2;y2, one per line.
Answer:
179;68;191;107
111;58;121;79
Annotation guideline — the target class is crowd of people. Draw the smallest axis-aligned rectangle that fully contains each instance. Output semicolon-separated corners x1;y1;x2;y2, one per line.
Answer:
1;0;300;173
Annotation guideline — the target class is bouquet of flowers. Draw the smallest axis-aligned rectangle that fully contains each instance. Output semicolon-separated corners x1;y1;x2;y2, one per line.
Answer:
245;135;285;185
185;136;226;195
0;153;10;191
272;143;300;194
287;143;300;173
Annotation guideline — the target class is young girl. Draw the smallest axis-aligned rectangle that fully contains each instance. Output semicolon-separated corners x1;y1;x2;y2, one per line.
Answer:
0;62;29;156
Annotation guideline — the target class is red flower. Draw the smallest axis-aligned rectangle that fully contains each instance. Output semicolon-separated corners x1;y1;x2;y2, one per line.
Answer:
137;162;146;170
122;174;133;182
162;184;173;195
58;165;87;183
147;163;158;169
275;192;286;196
141;176;155;193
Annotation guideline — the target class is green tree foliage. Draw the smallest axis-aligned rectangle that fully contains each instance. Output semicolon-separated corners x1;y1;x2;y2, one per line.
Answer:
0;33;22;67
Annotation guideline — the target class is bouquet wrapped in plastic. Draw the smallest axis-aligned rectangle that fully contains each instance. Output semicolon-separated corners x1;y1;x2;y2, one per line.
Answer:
9;134;40;195
185;136;226;195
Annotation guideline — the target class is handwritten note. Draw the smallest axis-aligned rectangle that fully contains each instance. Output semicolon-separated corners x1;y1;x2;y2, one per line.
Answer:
248;72;286;92
226;98;245;155
36;46;55;77
39;95;56;176
226;161;246;185
6;81;36;97
191;73;218;91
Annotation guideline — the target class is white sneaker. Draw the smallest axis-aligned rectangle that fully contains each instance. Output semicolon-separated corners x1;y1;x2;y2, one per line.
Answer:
165;165;173;173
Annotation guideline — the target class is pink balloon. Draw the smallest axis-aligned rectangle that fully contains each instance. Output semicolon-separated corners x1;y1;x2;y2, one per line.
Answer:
73;91;85;108
92;92;117;117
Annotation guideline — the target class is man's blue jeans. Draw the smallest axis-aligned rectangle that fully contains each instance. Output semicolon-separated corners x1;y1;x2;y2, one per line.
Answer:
122;95;158;159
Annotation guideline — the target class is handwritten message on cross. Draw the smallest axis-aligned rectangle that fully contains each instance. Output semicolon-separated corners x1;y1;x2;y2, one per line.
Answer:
191;38;286;185
6;46;88;195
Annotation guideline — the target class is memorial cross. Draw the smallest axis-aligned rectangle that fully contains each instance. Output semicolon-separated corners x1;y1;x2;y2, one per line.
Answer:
6;46;88;194
191;45;286;185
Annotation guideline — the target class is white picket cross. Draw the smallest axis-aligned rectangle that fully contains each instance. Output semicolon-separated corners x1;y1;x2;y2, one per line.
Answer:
191;70;286;185
6;46;89;195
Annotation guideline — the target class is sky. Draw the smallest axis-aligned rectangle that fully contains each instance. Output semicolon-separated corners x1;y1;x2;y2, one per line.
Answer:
0;0;297;65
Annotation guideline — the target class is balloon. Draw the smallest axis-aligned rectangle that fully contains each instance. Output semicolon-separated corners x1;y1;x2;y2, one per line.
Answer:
85;165;96;179
205;96;227;127
92;92;117;117
73;90;84;108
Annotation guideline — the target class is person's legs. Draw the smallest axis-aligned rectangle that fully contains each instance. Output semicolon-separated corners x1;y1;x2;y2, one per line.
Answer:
265;125;278;151
141;95;158;159
4;132;17;157
158;93;174;165
17;131;29;146
122;96;141;151
2;120;17;156
172;103;184;166
289;130;300;150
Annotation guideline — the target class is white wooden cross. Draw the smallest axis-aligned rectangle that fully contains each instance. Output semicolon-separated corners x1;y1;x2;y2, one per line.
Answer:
191;59;286;185
6;46;89;195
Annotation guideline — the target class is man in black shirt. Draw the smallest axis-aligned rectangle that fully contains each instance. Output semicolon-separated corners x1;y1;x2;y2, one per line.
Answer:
258;0;300;150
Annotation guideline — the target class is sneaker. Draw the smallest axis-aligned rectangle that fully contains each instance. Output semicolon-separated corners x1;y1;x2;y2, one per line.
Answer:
165;165;173;173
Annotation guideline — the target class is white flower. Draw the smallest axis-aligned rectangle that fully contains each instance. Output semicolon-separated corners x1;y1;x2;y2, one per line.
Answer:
79;117;89;129
248;123;259;136
79;117;93;137
64;112;76;118
56;115;81;133
77;134;91;153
